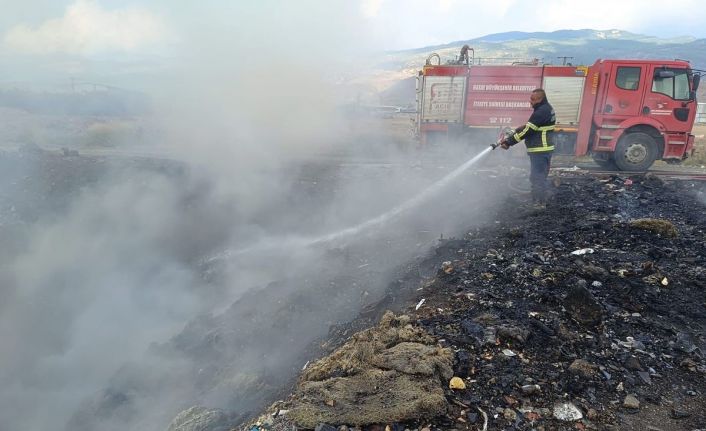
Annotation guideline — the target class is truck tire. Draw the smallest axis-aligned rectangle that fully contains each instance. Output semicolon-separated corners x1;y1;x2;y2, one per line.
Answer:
613;132;658;172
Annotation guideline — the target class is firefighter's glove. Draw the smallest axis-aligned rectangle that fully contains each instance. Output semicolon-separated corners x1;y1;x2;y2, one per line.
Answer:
500;140;510;150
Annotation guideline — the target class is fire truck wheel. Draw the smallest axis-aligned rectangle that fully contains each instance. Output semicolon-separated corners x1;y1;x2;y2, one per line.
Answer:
614;132;658;172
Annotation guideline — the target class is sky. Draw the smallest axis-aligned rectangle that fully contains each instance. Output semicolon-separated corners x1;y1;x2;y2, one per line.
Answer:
1;0;705;55
0;0;705;88
361;0;706;49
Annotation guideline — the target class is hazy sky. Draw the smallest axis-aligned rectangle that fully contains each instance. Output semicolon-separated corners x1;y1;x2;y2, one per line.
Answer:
362;0;706;49
0;0;704;55
0;0;705;88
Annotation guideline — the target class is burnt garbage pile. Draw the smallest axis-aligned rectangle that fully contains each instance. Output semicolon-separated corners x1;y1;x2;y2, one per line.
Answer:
413;174;706;430
269;174;706;431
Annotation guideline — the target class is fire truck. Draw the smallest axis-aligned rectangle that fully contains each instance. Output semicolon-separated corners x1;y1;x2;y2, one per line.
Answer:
415;50;702;171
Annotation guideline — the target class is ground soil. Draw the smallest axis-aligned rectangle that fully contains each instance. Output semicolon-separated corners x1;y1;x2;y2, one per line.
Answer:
3;122;706;431
261;172;706;431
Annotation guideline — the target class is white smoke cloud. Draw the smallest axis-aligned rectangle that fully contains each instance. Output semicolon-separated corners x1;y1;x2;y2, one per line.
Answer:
361;0;385;17
0;2;511;431
3;0;170;55
0;168;213;431
0;3;378;430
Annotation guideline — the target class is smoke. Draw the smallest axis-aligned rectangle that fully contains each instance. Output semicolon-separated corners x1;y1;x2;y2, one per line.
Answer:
0;2;510;431
3;0;170;55
0;153;265;428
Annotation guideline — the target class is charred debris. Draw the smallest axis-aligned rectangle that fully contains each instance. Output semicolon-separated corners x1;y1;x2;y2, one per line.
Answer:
229;173;706;431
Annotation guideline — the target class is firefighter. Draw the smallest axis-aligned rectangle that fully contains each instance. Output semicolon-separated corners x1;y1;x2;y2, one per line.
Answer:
500;88;555;207
458;45;471;65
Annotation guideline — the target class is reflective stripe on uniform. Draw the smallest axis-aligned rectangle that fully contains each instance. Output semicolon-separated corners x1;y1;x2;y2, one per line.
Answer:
513;122;538;141
527;145;555;153
515;122;556;152
540;125;554;148
532;124;556;152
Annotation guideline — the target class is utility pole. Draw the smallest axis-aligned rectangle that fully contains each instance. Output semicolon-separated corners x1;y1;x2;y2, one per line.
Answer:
557;56;574;66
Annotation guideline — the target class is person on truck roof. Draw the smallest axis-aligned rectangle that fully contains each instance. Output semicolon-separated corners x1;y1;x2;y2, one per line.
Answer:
457;45;471;65
500;88;556;208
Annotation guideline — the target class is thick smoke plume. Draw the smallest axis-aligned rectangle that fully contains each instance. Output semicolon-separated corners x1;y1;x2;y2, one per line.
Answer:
0;2;509;431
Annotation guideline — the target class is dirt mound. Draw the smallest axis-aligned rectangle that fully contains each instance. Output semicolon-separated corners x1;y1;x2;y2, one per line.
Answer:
288;311;453;427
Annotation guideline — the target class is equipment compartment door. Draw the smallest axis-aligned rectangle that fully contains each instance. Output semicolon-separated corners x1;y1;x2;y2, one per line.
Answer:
543;76;585;125
421;76;467;123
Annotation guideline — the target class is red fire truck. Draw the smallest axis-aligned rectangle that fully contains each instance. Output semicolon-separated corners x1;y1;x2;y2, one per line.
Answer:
415;51;702;171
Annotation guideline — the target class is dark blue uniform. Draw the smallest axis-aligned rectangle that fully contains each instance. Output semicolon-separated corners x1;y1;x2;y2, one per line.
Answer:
506;98;556;203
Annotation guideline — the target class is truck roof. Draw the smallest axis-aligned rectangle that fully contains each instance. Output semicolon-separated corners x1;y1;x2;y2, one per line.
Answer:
422;58;693;75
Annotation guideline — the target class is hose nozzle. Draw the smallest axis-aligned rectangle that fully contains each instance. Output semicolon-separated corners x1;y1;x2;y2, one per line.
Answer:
492;126;515;150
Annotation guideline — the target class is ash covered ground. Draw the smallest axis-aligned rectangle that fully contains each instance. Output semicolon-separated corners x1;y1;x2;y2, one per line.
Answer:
2;144;706;431
0;143;508;431
247;173;706;431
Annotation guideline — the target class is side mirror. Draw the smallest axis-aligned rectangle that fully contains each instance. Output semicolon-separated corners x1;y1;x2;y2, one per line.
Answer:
693;74;701;91
655;70;675;79
690;90;697;101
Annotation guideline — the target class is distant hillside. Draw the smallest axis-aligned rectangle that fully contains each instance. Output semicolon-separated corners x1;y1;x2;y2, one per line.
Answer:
370;29;706;106
442;29;696;47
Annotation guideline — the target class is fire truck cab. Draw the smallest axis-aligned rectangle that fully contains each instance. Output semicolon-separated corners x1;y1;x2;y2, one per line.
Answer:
581;59;699;170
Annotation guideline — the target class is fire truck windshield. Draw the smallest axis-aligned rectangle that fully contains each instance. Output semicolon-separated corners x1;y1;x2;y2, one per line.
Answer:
652;68;690;100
